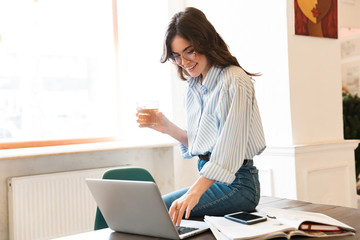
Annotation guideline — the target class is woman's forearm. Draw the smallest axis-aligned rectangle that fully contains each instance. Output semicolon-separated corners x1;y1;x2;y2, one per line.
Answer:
150;112;188;147
169;175;215;225
165;121;188;147
187;175;215;197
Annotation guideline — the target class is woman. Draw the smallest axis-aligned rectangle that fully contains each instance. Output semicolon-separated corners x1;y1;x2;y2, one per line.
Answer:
137;7;266;226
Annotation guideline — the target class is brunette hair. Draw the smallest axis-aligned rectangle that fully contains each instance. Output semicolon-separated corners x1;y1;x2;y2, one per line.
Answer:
161;7;258;80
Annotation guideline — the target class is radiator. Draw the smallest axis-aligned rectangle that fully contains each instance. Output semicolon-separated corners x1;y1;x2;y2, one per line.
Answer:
7;167;124;240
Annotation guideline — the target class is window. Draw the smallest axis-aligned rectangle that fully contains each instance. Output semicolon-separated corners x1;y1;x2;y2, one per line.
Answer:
0;0;175;149
0;0;118;145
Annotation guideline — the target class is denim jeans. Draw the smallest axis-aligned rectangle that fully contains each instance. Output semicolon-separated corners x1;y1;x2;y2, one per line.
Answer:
162;158;260;217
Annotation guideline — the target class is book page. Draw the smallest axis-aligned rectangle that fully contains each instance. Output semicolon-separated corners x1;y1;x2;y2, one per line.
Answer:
204;219;231;240
204;215;295;240
260;207;355;232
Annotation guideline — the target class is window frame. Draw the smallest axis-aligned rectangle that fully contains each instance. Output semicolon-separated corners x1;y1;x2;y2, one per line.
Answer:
0;137;117;150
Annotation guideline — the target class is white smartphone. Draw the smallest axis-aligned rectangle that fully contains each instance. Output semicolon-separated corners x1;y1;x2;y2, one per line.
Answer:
224;211;267;225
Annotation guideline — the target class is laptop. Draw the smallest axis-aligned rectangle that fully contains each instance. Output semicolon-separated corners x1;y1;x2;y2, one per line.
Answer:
86;178;209;239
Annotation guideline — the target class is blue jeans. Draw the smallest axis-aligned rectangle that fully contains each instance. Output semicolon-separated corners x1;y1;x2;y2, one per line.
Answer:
162;159;260;217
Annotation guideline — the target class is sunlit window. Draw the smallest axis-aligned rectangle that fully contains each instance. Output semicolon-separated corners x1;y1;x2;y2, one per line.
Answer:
0;0;117;143
0;0;175;148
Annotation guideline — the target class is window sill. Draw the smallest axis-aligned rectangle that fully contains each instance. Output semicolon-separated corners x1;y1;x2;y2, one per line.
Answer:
0;136;177;160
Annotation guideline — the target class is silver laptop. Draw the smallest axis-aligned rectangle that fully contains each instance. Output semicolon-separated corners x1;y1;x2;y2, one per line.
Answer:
86;179;209;239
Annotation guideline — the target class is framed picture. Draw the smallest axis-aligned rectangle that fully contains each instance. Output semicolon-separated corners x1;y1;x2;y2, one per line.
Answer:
294;0;338;39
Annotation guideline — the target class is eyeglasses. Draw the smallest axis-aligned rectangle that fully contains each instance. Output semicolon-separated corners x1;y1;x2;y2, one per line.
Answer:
170;49;196;65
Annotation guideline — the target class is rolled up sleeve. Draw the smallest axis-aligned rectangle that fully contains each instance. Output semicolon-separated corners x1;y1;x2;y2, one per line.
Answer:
179;142;193;159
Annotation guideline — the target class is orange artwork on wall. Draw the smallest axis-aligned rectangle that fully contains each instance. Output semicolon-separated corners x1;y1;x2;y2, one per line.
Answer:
294;0;338;39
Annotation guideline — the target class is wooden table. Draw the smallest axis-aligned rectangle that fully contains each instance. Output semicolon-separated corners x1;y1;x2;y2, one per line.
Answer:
55;196;360;240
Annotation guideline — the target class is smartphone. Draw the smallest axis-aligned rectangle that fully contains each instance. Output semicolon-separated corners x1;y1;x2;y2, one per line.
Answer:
224;211;267;225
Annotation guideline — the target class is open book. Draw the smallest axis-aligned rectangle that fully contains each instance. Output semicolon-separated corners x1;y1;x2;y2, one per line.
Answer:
204;207;356;240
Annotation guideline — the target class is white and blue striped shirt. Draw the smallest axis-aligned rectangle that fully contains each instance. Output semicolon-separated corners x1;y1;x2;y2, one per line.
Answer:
179;65;266;184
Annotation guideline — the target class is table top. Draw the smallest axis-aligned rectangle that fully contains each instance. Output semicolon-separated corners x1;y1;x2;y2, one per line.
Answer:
55;196;360;240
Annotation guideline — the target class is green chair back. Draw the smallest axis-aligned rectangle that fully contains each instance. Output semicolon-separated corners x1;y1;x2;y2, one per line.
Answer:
94;167;155;230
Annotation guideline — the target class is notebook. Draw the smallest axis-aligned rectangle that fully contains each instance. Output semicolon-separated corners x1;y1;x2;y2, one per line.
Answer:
86;178;209;239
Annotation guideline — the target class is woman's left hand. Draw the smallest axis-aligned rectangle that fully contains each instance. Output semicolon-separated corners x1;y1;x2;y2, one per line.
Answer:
169;191;200;226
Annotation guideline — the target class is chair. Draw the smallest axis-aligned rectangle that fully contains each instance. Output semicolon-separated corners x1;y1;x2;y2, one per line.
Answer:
94;167;156;230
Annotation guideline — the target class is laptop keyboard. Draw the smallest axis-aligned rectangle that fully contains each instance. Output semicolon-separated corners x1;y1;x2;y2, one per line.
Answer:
176;226;199;235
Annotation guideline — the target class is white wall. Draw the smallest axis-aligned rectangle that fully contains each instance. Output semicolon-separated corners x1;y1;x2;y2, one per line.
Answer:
116;0;173;141
287;0;344;145
185;0;293;147
339;0;360;28
184;0;346;146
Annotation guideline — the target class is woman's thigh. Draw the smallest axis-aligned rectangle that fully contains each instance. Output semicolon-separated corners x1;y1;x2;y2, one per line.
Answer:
190;166;260;217
162;160;260;217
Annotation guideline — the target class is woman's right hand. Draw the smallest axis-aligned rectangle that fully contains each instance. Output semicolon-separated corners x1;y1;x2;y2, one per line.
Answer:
136;111;170;134
136;111;188;147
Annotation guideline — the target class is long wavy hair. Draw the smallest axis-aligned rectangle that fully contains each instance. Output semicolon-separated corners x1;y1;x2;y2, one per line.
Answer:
160;7;259;80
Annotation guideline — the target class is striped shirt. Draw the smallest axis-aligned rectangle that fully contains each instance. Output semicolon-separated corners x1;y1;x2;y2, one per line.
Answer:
179;65;266;184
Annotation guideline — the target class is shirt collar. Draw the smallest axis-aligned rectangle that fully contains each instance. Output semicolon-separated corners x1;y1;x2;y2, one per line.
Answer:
187;65;223;91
